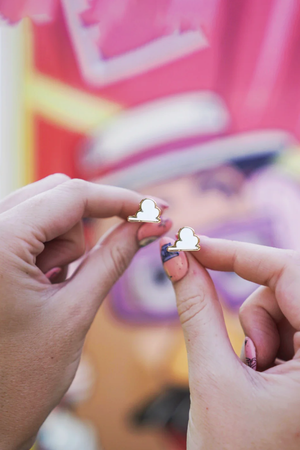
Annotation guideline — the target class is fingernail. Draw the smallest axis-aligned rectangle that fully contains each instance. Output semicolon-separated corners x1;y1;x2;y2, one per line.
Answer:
46;267;62;282
241;337;257;370
160;237;188;282
138;219;172;247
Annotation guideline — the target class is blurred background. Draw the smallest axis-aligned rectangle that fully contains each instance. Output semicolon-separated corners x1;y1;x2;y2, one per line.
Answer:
1;1;300;449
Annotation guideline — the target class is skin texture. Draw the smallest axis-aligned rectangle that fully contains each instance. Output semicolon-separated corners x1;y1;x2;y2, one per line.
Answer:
75;170;251;450
2;174;300;450
0;174;171;450
161;235;300;450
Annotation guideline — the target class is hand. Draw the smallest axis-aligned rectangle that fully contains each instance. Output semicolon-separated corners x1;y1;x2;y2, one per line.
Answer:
0;175;171;450
160;236;300;450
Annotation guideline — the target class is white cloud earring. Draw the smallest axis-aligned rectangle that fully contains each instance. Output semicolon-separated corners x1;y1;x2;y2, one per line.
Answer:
168;227;200;252
127;198;161;223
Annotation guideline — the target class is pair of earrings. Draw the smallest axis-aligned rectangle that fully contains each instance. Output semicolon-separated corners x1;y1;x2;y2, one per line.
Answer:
128;198;200;252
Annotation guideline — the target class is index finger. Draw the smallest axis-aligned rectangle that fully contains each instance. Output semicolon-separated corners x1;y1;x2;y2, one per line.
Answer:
194;237;300;331
6;179;166;245
194;236;294;290
0;173;71;214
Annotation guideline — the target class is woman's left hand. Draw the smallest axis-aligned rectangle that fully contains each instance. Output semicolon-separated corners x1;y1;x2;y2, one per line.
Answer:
160;235;300;450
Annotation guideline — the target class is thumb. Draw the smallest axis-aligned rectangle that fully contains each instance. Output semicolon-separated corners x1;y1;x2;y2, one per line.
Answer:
58;219;172;330
160;237;238;380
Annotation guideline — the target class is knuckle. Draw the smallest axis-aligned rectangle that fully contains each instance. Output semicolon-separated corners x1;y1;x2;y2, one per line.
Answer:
109;244;132;280
71;238;86;261
66;223;86;259
285;249;300;265
65;178;86;192
0;212;24;241
239;297;262;326
62;298;91;337
177;291;208;326
239;301;250;321
48;173;71;185
270;249;299;288
77;237;87;258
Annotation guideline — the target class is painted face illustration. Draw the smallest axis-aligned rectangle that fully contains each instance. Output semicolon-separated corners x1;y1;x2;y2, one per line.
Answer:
16;2;300;449
76;154;300;450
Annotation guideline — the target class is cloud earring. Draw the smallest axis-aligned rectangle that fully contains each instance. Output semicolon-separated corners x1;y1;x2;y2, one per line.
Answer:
168;227;200;252
128;202;200;252
127;198;161;223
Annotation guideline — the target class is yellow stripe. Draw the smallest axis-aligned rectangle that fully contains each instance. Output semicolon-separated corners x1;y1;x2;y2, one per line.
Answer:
25;74;121;133
22;20;121;184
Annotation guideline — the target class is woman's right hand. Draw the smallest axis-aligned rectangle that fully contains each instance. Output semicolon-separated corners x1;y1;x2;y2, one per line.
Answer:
160;235;300;449
0;175;171;450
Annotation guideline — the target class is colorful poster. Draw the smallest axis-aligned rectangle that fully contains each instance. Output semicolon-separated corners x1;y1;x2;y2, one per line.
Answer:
2;1;300;449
